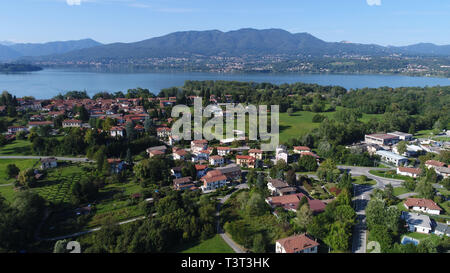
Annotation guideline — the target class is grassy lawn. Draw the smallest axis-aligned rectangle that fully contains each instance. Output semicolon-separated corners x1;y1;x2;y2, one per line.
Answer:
403;232;430;241
0;158;39;184
0;185;16;203
393;187;412;197
368;170;414;182
180;234;235;253
278;110;337;143
0;140;33;155
352;178;377;186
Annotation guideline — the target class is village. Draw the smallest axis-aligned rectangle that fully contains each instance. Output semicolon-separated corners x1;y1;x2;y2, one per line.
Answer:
1;89;449;254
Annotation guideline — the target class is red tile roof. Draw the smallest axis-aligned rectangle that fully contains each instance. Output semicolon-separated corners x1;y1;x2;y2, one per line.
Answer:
425;160;445;168
404;198;442;211
276;234;319;253
397;167;422;175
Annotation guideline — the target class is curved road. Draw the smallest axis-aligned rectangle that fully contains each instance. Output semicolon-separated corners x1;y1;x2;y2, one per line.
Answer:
0;156;93;162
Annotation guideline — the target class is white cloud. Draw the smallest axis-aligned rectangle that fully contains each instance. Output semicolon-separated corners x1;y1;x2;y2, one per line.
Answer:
366;0;381;6
66;0;82;5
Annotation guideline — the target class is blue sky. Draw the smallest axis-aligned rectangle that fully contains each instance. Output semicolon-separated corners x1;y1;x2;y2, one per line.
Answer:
1;0;449;46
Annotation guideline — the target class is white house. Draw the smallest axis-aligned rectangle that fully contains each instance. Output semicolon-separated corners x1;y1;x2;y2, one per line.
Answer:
434;223;450;237
402;212;432;234
110;126;125;137
201;170;227;192
396;167;421;178
275;234;319;253
209;155;224;166
404;198;442;215
40;157;57;170
216;147;231;156
435;167;450;179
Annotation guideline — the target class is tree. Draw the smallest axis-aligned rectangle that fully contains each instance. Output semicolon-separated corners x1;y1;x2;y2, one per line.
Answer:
293;204;313;232
17;168;36;188
245;193;267;216
298;155;318;172
370;224;393;252
6;164;20;179
317;159;340;182
252;233;266;253
287;108;294;116
396;141;407;155
415;179;435;199
286;169;297;186
325;221;350;252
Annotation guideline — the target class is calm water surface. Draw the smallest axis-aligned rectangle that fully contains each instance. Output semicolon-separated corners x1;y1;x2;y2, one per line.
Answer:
1;68;450;98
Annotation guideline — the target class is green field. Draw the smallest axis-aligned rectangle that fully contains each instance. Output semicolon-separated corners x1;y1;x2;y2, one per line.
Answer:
0;140;33;156
393;187;412;197
0;185;16;203
0;158;39;184
180;234;235;253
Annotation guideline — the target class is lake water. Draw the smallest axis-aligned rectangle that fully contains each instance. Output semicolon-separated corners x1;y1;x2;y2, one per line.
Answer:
1;68;450;99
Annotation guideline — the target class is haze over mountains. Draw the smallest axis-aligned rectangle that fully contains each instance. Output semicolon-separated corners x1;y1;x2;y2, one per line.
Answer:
0;39;102;61
1;28;450;63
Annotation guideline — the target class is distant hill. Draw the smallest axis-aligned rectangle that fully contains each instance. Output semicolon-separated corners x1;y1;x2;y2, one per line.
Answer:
27;28;398;62
392;43;450;56
0;44;21;61
10;38;102;57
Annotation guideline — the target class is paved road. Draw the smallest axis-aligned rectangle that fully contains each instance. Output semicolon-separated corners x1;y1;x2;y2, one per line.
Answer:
216;183;249;253
337;166;404;253
397;192;418;199
351;184;372;253
0;156;93;162
38;215;147;241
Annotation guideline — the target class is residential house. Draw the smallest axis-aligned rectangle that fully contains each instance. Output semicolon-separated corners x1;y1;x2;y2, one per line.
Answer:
396;167;422;178
236;155;256;168
266;193;326;214
217;147;231;156
434;223;450;237
216;164;241;181
435;167;450;179
171;166;182;179
424;160;445;169
62;119;82;128
157;127;171;139
146;145;167;157
7;126;27;134
276;146;288;163
173;177;196;191
402;212;432;234
209;155;224;166
293;146;311;154
173;149;188;160
275;234;319;253
267;179;296;196
107;158;125;174
28;121;53;129
110;126;125;137
195;164;208;178
404;198;442;215
248;149;263;160
191;139;208;153
40;157;57;170
201;170;227;191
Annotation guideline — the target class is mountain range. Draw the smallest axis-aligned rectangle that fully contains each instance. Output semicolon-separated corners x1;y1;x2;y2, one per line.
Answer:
2;29;450;63
0;39;102;61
